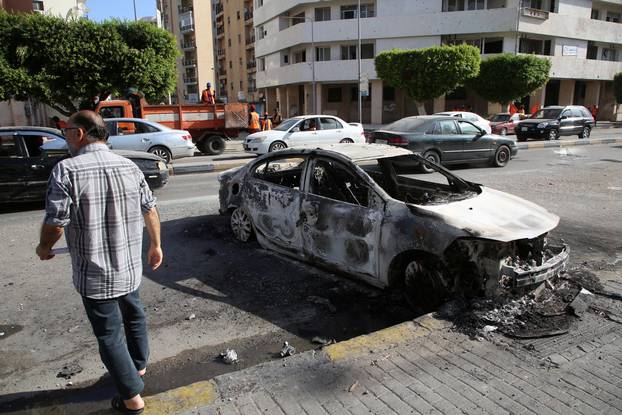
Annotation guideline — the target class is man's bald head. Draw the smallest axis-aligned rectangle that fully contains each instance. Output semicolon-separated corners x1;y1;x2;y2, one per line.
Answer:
68;110;108;143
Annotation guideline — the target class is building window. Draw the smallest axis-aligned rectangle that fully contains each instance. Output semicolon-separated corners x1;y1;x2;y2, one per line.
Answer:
606;11;621;23
340;44;374;60
228;38;232;47
32;1;44;11
602;48;617;61
282;53;289;65
340;4;375;19
257;25;265;40
327;87;342;103
293;50;306;63
238;34;241;43
483;38;503;54
240;80;244;89
227;16;230;24
292;12;305;25
467;0;485;10
360;4;375;18
445;0;465;11
258;57;265;71
587;42;598;60
591;9;599;20
229;60;232;69
341;5;357;19
237;10;241;19
361;43;374;59
519;38;552;55
315;7;331;21
256;0;263;7
239;57;243;66
316;47;331;61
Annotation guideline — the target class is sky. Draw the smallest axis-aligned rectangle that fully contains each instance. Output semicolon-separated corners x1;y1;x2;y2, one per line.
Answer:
86;0;157;22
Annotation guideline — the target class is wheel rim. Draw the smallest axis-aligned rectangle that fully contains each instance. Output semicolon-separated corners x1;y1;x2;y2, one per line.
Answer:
270;142;285;151
404;260;445;310
340;138;354;143
549;130;557;140
231;208;252;242
497;147;509;164
583;127;589;138
152;148;170;163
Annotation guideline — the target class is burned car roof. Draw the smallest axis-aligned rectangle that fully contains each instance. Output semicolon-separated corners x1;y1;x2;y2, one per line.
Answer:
270;143;413;162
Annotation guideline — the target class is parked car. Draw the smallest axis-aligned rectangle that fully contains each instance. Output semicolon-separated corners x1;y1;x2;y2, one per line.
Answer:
243;115;365;155
515;105;594;142
370;116;517;172
41;118;196;163
0;127;168;203
218;144;568;309
434;111;492;134
490;113;523;136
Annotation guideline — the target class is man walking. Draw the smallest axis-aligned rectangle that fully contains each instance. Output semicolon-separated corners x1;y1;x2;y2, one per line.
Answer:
36;111;162;414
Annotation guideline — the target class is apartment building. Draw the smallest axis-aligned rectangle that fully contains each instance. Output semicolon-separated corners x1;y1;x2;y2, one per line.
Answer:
254;0;622;123
213;0;258;104
0;0;87;17
158;0;216;104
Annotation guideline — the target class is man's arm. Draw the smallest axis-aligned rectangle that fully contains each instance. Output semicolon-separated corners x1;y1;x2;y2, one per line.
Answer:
143;207;162;270
36;224;64;260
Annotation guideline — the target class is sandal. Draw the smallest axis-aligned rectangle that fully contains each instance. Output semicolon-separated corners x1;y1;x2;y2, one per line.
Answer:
111;396;144;414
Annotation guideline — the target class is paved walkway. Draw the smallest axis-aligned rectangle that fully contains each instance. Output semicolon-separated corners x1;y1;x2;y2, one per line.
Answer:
139;279;622;415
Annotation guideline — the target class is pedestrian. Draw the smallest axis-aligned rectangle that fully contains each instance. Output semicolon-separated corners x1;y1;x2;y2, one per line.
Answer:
591;105;598;126
36;110;162;414
272;107;282;125
248;104;260;134
201;82;215;104
51;116;67;130
261;113;272;131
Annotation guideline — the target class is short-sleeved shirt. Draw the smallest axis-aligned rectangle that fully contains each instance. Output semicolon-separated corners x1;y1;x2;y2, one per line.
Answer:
44;143;156;299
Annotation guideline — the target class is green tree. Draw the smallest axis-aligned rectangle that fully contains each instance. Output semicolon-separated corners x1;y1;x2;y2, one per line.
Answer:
374;45;480;115
614;72;622;104
0;11;178;115
468;54;551;111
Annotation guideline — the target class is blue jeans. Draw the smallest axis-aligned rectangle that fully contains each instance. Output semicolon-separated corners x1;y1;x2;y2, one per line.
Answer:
82;289;148;399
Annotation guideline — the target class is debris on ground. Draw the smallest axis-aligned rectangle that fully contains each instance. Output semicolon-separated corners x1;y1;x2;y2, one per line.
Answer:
279;341;296;357
219;349;238;364
348;381;359;393
311;336;336;347
567;288;594;317
186;313;196;321
56;363;83;379
306;296;337;313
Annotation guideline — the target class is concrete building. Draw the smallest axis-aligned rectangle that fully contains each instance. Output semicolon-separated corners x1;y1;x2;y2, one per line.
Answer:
157;0;216;104
254;0;622;123
213;0;259;105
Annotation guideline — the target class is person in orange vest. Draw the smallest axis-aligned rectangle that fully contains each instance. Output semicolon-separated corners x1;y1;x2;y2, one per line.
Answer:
248;105;260;133
591;105;598;126
261;113;272;131
201;83;215;104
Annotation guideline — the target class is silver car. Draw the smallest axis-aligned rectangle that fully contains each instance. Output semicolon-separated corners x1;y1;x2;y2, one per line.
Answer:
218;144;568;309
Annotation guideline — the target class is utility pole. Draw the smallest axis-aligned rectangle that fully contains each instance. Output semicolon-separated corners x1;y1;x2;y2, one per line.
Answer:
357;0;362;123
133;0;138;21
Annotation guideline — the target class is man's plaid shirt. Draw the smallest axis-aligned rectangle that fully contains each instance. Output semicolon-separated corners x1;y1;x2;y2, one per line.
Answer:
44;143;156;299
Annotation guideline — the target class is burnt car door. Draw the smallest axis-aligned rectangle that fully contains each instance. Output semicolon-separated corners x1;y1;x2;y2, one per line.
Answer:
299;156;384;279
243;155;307;254
457;120;491;161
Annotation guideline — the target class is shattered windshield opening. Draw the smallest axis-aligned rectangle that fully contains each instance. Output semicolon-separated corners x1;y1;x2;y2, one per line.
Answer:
357;154;480;205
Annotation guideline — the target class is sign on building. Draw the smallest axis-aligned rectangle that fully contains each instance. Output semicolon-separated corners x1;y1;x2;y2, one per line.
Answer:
562;45;578;56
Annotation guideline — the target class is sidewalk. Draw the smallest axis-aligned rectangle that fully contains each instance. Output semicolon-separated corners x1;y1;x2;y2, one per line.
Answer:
171;136;622;176
143;278;622;415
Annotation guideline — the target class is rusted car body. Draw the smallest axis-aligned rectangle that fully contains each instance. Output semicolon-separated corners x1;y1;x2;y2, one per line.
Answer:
218;144;568;306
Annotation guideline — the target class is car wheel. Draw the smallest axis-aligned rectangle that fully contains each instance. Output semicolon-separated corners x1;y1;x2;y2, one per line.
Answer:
420;151;440;174
500;128;507;136
492;145;511;168
340;138;354;143
268;141;287;152
149;146;172;164
548;129;559;141
578;126;590;139
403;258;448;311
230;207;254;242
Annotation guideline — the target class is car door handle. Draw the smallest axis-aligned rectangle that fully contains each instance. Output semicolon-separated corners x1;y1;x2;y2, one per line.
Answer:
141;138;151;142
30;164;45;170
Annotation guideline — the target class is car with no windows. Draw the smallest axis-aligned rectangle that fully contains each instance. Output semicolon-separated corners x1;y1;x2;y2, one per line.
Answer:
218;144;568;308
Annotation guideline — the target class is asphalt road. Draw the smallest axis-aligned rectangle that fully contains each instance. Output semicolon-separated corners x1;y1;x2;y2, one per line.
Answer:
1;143;621;413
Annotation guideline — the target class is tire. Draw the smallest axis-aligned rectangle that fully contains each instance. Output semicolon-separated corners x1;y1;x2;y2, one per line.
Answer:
420;151;440;174
340;138;354;143
149;146;172;164
547;129;559;141
268;141;287;152
578;126;590;139
403;257;448;311
492;145;511;168
230;207;254;242
199;135;225;155
500;128;507;136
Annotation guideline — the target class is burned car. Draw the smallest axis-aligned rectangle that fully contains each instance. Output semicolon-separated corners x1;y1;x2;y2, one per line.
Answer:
218;144;568;308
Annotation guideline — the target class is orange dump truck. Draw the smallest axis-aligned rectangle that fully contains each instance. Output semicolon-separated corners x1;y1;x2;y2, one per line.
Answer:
95;99;249;155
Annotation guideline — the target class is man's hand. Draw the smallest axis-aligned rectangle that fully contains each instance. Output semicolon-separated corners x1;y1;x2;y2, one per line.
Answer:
147;244;163;270
36;244;55;260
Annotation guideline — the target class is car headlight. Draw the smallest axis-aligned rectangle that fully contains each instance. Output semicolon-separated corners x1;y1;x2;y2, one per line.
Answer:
536;122;548;129
157;161;167;171
252;136;266;143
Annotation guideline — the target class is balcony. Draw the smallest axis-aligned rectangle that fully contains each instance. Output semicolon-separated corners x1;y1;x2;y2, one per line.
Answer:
183;75;198;84
216;25;225;38
247;60;256;71
215;2;223;15
178;5;193;14
245;35;255;46
182;58;197;67
180;23;195;33
181;40;196;50
521;7;549;20
247;86;257;94
244;11;253;23
217;48;226;58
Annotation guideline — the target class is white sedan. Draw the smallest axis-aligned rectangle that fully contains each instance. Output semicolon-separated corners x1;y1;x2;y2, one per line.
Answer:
41;118;196;164
243;115;365;155
435;111;492;134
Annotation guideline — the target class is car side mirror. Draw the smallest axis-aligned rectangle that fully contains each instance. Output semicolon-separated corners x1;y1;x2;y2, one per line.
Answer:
477;129;486;137
559;115;567;120
291;127;300;133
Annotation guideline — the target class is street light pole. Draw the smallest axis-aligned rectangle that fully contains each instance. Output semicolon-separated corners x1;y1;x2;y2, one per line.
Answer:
357;0;362;124
133;0;137;21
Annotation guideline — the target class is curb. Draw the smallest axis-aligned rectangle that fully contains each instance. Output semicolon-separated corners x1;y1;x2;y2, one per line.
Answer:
144;312;446;413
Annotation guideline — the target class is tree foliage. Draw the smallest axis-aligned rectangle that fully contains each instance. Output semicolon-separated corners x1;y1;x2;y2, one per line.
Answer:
374;45;480;113
0;11;178;115
468;54;551;106
614;72;622;104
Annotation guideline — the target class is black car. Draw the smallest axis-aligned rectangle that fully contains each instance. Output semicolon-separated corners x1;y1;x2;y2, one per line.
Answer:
515;105;594;142
0;126;169;203
371;115;518;172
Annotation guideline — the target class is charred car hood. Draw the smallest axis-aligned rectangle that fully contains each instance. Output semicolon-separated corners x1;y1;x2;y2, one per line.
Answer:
415;187;559;242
